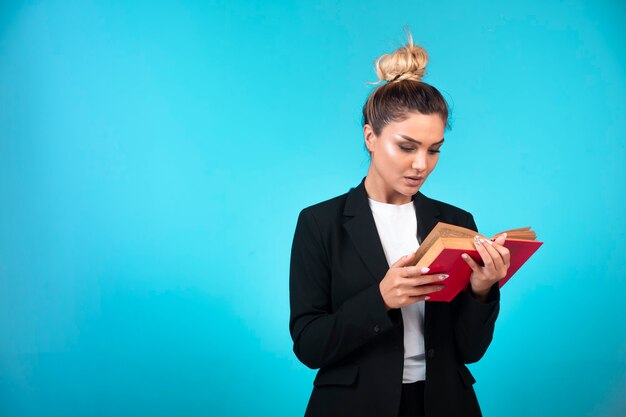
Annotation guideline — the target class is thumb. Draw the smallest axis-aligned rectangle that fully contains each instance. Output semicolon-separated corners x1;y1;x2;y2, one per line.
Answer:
392;252;416;268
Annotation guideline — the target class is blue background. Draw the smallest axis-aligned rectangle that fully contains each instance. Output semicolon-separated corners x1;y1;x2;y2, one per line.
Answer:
1;0;625;416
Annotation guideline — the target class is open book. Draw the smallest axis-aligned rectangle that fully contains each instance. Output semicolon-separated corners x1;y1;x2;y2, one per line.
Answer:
410;222;543;302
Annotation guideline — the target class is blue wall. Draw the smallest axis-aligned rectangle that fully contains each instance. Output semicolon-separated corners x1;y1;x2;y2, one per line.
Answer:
1;1;625;416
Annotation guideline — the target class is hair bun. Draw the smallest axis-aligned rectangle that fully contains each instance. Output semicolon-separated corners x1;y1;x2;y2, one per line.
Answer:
374;32;428;84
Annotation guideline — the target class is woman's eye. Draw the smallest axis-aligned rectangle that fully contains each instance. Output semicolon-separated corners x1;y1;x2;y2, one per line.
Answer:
399;145;441;154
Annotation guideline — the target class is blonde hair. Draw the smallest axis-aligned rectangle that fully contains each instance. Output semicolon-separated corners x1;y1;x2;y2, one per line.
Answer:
372;31;429;84
362;30;449;140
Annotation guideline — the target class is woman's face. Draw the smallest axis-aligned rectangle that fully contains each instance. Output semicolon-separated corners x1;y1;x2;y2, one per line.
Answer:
364;112;445;204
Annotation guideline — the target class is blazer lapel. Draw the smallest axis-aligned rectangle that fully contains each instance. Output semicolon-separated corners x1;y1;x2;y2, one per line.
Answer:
343;177;442;284
413;191;443;339
413;191;441;244
343;178;390;284
343;177;443;337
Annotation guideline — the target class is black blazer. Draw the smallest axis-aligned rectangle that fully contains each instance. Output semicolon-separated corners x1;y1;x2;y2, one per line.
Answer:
289;177;500;417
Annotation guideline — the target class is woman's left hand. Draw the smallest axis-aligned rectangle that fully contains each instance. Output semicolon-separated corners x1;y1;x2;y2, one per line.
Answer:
461;233;510;301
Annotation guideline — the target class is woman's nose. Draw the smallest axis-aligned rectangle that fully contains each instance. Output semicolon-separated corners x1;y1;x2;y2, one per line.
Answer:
412;152;427;172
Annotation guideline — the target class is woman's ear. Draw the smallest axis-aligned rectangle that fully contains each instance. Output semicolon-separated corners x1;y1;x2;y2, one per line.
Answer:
363;124;377;154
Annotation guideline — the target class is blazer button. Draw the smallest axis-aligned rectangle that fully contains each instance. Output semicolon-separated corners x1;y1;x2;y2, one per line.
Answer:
373;324;381;333
427;348;435;358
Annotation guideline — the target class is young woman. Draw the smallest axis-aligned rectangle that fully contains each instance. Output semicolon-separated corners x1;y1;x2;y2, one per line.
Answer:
289;34;510;417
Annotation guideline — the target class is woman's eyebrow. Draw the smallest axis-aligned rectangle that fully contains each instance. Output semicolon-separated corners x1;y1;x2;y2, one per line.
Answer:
397;134;445;146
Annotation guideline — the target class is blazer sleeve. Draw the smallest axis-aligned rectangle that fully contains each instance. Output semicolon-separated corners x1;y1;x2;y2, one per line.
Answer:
289;208;396;370
452;211;501;364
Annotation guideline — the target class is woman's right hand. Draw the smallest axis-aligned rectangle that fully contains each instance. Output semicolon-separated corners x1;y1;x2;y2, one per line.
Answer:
379;252;448;310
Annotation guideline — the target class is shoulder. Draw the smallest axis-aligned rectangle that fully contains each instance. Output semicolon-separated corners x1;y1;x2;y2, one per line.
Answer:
427;194;472;217
290;189;352;250
417;192;477;230
297;190;350;226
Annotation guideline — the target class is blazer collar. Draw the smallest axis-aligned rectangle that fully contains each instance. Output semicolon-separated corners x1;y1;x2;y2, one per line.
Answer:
343;176;441;284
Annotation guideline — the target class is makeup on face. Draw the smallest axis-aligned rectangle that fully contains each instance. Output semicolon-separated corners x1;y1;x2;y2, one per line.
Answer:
365;113;446;204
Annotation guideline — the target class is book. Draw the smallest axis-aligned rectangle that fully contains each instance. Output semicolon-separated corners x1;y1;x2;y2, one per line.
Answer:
410;222;543;302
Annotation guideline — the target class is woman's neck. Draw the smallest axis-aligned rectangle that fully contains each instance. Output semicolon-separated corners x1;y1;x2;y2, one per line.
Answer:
364;173;413;205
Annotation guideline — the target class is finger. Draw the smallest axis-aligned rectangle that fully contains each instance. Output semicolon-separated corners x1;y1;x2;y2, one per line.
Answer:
494;232;507;246
405;295;431;303
401;265;433;277
401;273;449;287
475;237;505;273
461;252;483;275
481;238;506;267
398;294;432;307
491;242;511;267
391;252;417;268
406;283;445;297
473;236;493;269
481;240;507;277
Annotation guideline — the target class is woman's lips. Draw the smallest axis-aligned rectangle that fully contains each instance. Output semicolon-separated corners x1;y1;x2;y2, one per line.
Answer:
404;176;424;186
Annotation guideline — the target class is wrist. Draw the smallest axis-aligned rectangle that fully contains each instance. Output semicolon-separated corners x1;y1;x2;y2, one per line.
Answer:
378;283;392;311
469;284;492;303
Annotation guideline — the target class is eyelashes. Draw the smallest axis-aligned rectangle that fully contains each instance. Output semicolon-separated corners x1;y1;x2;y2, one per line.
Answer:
399;146;441;154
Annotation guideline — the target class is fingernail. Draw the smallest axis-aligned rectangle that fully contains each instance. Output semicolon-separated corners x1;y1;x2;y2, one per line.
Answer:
424;296;430;300
421;267;430;273
474;236;482;246
438;285;445;290
439;274;448;280
462;253;469;259
502;233;507;239
481;238;493;245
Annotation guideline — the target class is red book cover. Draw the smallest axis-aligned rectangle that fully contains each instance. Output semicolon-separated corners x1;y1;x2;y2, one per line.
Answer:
423;239;543;302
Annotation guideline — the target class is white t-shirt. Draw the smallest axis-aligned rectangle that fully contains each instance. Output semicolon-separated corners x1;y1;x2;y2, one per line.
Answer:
368;198;426;383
